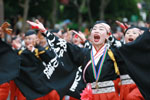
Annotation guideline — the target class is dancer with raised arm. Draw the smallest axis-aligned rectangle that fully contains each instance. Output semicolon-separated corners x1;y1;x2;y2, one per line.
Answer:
26;19;150;100
27;20;121;100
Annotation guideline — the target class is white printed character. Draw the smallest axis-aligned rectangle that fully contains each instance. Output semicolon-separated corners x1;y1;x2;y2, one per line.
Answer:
70;67;82;92
43;56;59;79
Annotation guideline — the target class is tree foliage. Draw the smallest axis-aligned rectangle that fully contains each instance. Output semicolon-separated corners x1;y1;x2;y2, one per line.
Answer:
3;0;142;27
105;0;140;21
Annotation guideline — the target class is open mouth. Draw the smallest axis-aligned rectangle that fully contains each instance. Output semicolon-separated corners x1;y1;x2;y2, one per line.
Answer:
94;34;100;42
128;38;134;42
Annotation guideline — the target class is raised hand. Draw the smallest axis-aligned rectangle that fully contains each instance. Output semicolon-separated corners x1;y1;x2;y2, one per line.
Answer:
27;19;46;33
124;23;131;28
71;30;86;43
115;20;128;32
27;44;35;52
1;22;12;35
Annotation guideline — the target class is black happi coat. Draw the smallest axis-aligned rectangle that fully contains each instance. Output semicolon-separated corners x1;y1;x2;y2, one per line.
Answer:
117;29;150;100
66;66;85;99
14;45;82;99
46;30;150;100
14;48;49;99
0;39;20;84
14;29;150;100
45;32;120;96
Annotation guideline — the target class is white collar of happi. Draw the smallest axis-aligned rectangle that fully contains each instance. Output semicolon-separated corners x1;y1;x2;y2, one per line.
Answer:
92;44;106;65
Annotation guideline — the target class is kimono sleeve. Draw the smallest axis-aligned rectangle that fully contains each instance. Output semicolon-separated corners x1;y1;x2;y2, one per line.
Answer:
0;39;20;84
14;49;52;100
45;31;88;66
118;29;150;100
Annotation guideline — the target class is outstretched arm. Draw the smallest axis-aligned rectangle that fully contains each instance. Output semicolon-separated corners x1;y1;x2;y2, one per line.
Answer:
115;20;129;32
27;19;88;66
27;20;47;33
27;19;63;51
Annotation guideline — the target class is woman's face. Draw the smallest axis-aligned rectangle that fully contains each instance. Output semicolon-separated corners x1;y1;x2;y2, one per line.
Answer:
125;28;141;43
91;24;108;46
24;34;37;47
39;38;47;47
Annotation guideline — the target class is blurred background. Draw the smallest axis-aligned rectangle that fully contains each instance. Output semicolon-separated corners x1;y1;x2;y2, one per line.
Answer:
0;0;150;41
0;1;150;99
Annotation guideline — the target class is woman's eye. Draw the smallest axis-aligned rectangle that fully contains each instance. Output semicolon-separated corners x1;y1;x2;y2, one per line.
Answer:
99;28;104;31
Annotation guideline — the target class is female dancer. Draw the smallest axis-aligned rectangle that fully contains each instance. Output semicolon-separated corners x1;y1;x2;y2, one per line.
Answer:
27;19;150;100
27;20;121;100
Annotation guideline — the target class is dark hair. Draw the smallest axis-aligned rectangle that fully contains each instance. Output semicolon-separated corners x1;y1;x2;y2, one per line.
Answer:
91;20;111;34
93;20;106;26
138;27;148;31
25;30;36;36
11;37;17;42
124;26;149;36
90;20;107;31
124;26;139;34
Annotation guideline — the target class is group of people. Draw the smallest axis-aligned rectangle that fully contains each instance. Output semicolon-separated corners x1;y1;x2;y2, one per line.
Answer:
0;19;150;100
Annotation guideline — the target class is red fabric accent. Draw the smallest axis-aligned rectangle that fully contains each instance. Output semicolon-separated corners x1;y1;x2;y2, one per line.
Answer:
62;96;65;100
120;24;126;31
91;79;120;100
117;38;121;41
46;90;60;100
93;44;104;53
116;23;127;32
108;32;112;36
10;80;18;100
17;89;26;100
0;82;10;100
81;80;120;100
120;84;136;100
124;24;129;29
70;96;79;100
113;78;121;94
10;82;60;100
80;84;93;100
74;34;78;38
120;84;144;100
127;88;144;100
30;26;46;33
93;92;119;100
10;80;26;100
31;26;39;30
